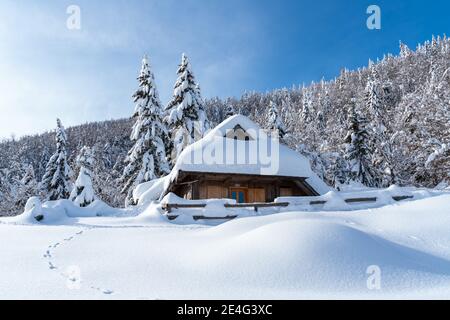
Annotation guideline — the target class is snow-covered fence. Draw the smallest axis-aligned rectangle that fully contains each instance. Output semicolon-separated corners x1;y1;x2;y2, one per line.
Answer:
160;186;447;221
276;189;417;212
163;202;290;220
162;196;420;221
224;202;290;212
163;203;206;216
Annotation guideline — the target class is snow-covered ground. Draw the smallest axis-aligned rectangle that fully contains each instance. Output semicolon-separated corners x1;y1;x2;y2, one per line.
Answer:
2;192;450;299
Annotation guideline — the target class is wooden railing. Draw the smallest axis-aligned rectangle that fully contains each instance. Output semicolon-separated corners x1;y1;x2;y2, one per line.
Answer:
163;195;415;220
392;195;414;201
224;202;289;212
162;203;206;214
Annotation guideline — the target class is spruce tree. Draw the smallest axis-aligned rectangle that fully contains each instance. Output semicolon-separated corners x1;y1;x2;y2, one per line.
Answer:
17;164;38;208
91;143;122;207
70;146;96;207
121;55;170;205
343;101;376;186
365;64;383;129
316;111;326;133
365;64;397;186
165;53;210;166
267;101;287;140
301;87;311;123
225;103;235;118
0;169;7;204
40;119;73;201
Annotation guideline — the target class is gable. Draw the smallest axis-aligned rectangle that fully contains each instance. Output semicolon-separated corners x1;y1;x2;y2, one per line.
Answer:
223;124;254;141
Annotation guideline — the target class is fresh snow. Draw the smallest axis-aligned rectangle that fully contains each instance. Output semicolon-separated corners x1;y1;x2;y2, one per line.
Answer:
426;143;448;168
2;190;450;299
133;176;168;205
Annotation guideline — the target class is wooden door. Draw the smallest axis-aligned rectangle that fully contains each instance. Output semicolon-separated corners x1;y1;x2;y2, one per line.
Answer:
230;188;247;203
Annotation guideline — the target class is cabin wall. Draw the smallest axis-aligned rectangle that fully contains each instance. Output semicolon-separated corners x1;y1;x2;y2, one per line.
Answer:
171;173;315;202
198;181;268;201
247;188;265;202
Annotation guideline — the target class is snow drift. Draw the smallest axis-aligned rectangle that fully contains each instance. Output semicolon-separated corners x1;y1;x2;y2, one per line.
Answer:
2;194;450;299
8;197;131;225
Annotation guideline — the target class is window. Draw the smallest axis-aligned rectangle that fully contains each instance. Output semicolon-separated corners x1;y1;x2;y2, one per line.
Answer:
230;188;247;203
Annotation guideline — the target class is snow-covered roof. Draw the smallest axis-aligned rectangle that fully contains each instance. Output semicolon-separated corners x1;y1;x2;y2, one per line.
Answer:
168;115;331;194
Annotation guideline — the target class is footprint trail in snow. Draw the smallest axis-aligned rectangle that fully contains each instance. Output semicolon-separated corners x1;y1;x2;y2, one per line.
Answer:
42;227;115;296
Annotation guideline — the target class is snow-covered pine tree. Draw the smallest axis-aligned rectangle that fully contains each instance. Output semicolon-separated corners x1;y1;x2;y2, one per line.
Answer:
225;103;235;118
364;64;395;186
399;41;412;59
20;164;36;186
165;53;210;166
297;144;326;181
316;90;329;127
70;146;96;207
0;168;13;215
315;111;326;137
424;142;450;186
102;143;113;168
16;164;38;208
280;95;294;131
0;169;10;207
267;101;287;140
328;153;349;189
343;100;376;186
194;81;210;135
1;156;25;212
301;86;311;123
121;55;170;205
38;146;51;181
40;119;73;201
365;64;383;129
413;52;450;186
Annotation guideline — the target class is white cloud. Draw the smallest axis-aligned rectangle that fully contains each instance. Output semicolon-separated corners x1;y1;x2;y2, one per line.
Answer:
0;0;264;138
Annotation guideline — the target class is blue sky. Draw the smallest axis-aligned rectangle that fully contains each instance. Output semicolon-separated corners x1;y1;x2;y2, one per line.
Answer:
0;0;449;138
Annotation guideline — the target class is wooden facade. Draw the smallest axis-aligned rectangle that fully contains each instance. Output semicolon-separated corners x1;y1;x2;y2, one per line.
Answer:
164;170;319;203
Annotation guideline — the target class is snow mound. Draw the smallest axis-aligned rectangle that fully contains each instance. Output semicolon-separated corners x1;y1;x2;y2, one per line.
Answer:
159;193;250;224
2;194;450;298
198;214;450;295
9;198;71;225
133;176;168;205
7;199;131;225
133;201;170;224
24;196;41;212
277;185;444;212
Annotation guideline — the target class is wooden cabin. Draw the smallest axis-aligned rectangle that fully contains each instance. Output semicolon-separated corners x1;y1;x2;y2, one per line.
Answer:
159;115;330;203
165;170;319;203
